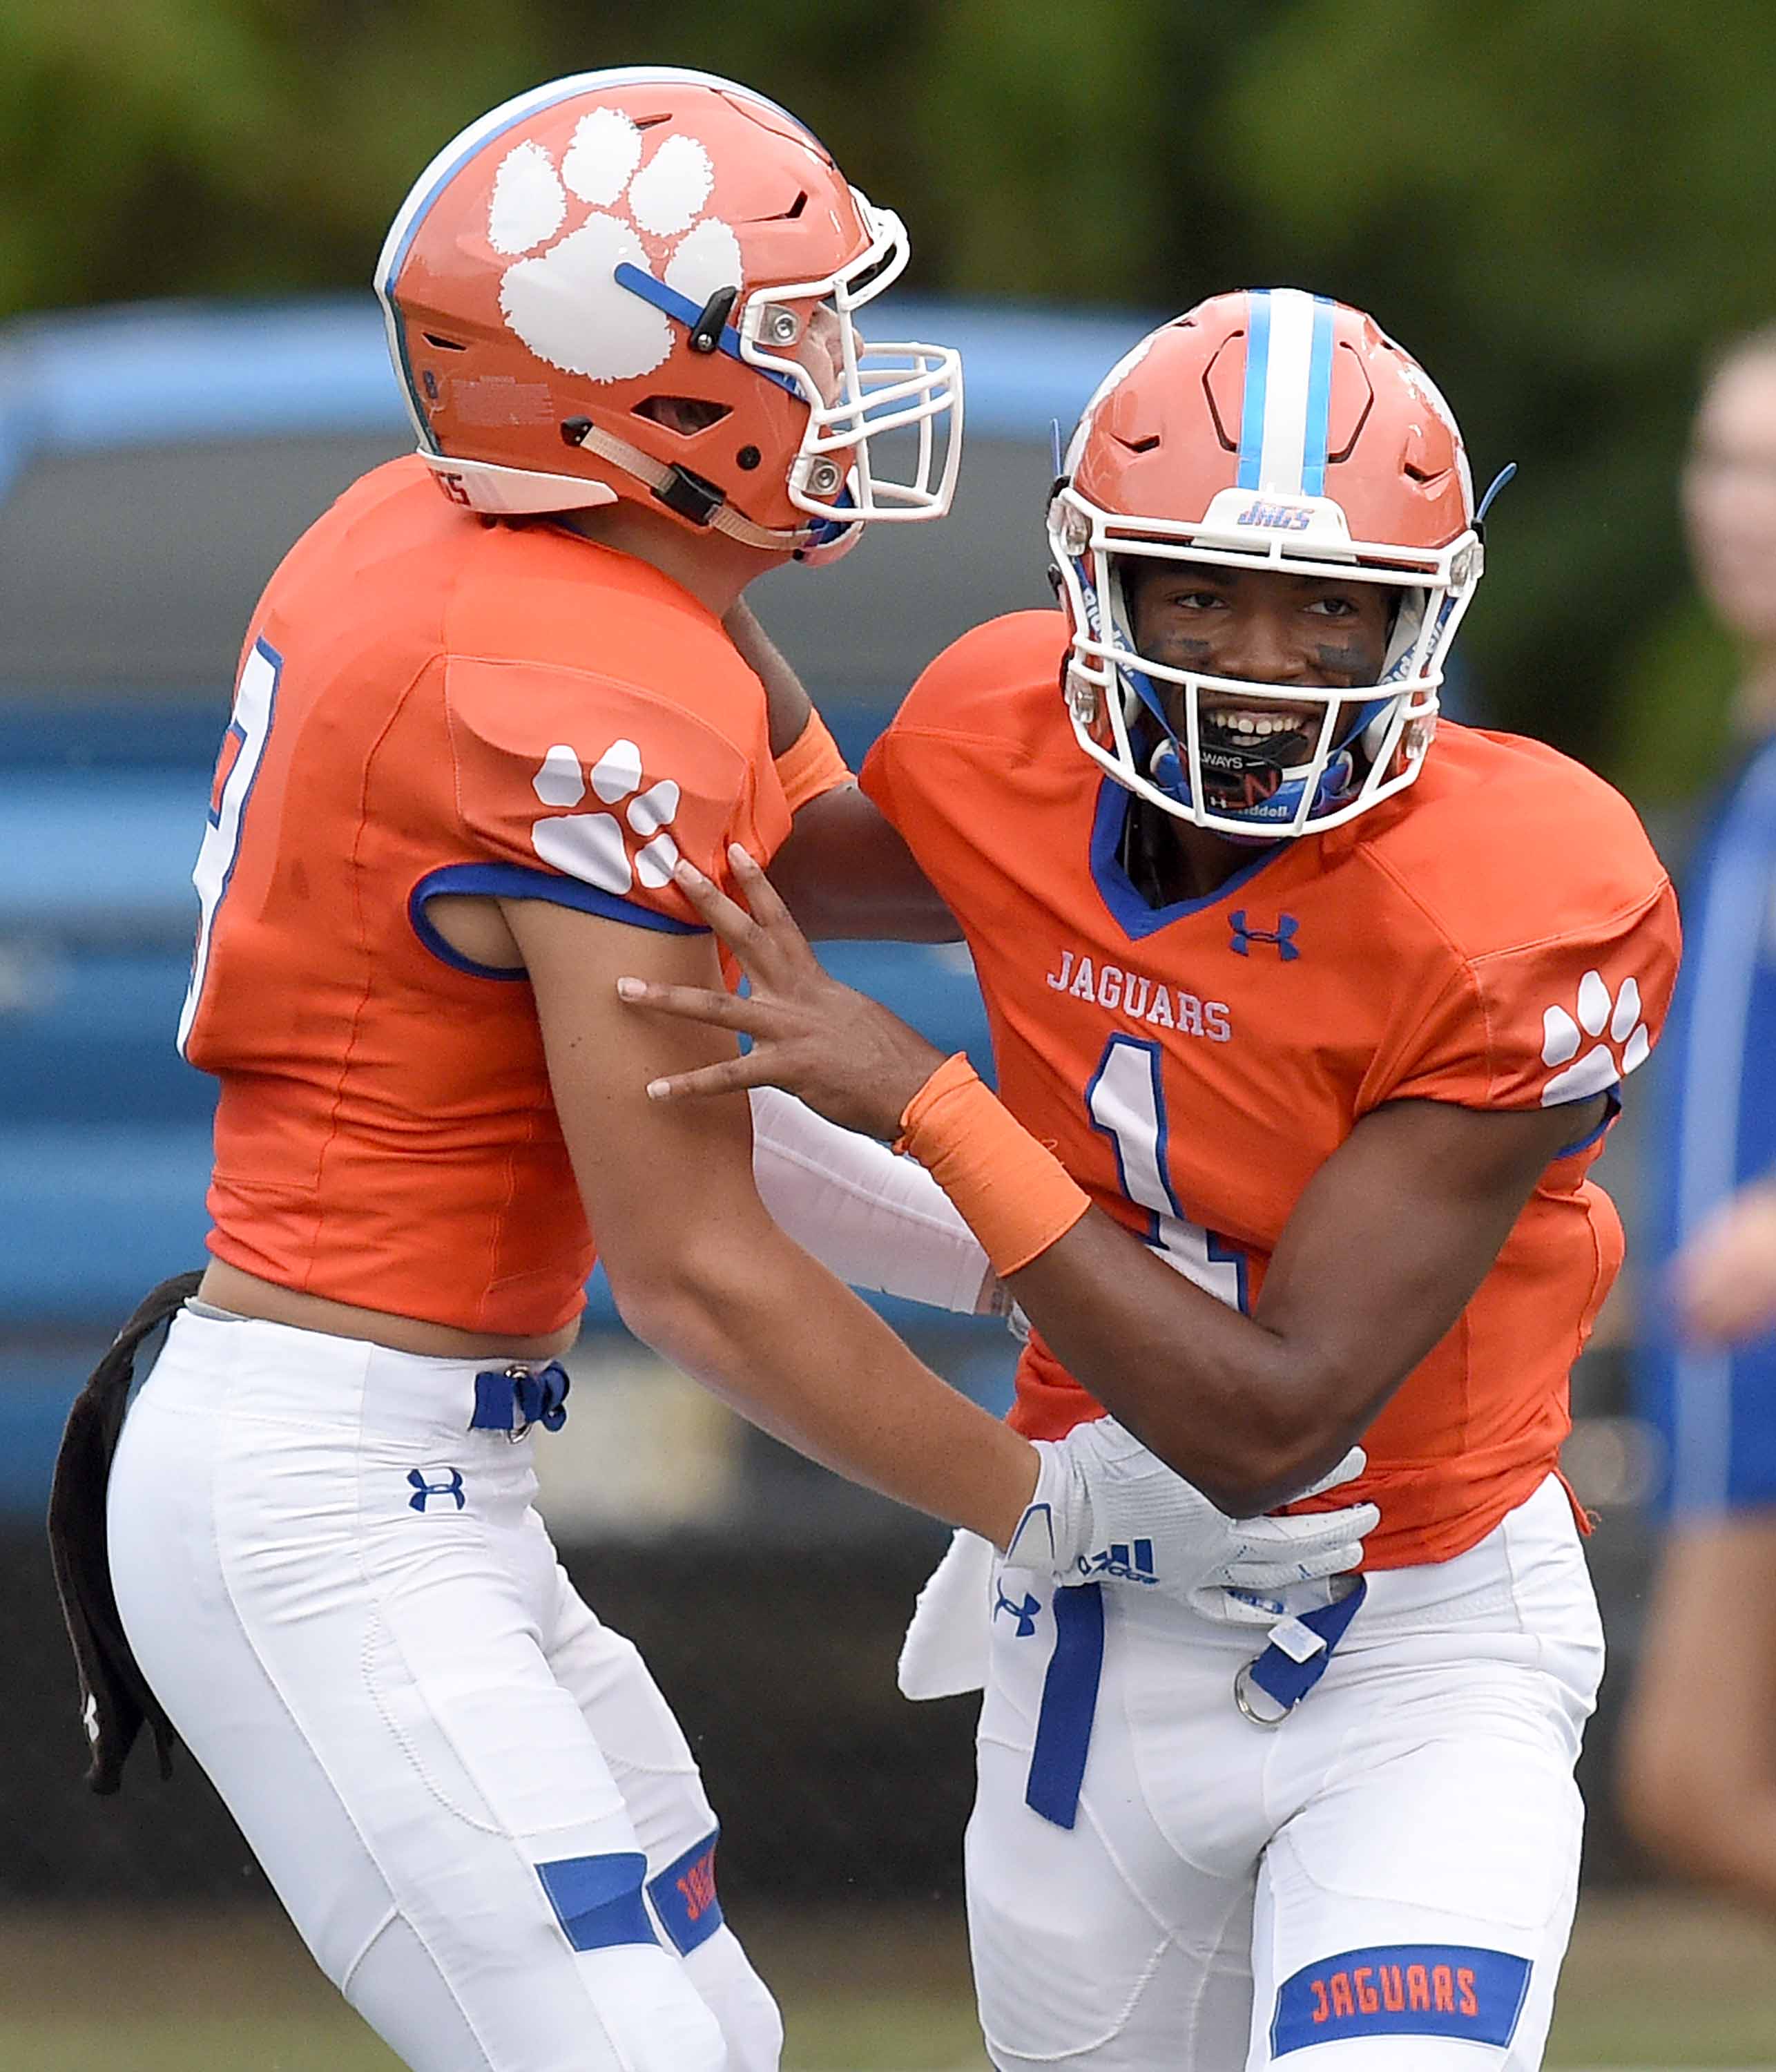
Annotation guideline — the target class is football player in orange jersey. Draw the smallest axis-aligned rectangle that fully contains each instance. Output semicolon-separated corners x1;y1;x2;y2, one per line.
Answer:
624;291;1684;2069
64;83;1380;2072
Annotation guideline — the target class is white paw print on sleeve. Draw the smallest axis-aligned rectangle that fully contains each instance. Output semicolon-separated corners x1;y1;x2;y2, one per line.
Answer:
1538;968;1651;1106
531;740;681;895
487;109;743;383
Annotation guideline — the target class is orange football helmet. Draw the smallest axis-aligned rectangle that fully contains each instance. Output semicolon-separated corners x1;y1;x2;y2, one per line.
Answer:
1050;289;1483;836
376;67;961;557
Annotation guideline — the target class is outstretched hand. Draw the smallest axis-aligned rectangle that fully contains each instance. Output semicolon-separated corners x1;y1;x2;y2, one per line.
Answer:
1677;1180;1776;1344
616;844;948;1140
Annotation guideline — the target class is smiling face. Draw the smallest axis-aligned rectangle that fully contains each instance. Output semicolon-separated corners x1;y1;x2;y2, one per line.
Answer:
1123;559;1396;812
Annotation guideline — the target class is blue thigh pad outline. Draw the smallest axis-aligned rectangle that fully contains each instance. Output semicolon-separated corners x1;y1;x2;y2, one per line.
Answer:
536;1851;657;1953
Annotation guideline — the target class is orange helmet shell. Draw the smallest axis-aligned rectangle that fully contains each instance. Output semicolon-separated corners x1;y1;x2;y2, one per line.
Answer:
1070;291;1473;554
376;68;940;537
1049;289;1484;839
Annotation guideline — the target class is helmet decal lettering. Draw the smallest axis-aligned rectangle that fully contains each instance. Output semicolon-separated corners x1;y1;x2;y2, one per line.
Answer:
1236;500;1313;530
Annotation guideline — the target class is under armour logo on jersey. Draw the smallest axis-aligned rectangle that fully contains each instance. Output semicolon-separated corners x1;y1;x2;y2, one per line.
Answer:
1539;969;1651;1106
531;740;682;896
488;109;743;383
1229;910;1300;960
407;1466;466;1513
994;1586;1043;1637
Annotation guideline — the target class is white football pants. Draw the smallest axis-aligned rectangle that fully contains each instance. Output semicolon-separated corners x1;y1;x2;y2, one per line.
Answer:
106;1307;782;2072
967;1474;1602;2071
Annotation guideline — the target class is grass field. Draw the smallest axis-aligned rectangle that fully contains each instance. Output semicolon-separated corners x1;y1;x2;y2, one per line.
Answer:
0;1891;1772;2069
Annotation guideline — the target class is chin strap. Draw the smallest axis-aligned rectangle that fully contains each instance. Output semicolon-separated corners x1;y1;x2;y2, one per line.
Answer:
559;415;811;553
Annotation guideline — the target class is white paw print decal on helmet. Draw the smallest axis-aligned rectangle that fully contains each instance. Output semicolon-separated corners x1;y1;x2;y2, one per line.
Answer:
488;110;742;383
532;740;680;894
1539;969;1650;1106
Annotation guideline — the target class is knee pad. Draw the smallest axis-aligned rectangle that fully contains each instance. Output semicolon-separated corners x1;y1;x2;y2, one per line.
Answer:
643;1830;780;2072
684;1927;784;2072
578;1943;730;2072
537;1846;729;2072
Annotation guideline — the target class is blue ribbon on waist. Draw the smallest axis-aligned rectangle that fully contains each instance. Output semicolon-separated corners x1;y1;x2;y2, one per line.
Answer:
471;1361;570;1435
1025;1583;1104;1829
1240;1577;1368;1718
1022;1574;1370;1828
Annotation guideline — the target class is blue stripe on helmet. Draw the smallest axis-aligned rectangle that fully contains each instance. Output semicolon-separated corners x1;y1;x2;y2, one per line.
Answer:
610;264;799;393
1235;291;1271;491
376;80;602;450
1300;296;1336;496
379;83;596;296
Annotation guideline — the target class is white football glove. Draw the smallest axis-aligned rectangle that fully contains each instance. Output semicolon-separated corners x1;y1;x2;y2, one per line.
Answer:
898;1527;996;1700
1006;1415;1378;1611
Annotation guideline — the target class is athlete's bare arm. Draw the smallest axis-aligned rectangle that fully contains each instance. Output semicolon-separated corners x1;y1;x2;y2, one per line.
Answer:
499;892;1036;1538
1004;1093;1607;1515
724;599;818;758
769;784;962;941
621;852;1610;1517
724;600;959;941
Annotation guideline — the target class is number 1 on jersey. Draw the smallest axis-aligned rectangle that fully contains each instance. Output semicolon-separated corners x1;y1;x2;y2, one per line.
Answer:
1085;1035;1248;1311
177;637;282;1057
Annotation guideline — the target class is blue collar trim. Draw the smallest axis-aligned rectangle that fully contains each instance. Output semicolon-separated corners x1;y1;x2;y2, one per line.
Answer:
1088;779;1287;941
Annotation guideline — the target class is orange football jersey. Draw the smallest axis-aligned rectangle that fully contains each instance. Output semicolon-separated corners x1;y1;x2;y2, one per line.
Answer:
862;611;1681;1569
180;455;790;1335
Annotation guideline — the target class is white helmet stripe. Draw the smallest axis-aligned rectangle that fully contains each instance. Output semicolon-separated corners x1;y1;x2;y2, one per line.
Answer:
1235;288;1338;498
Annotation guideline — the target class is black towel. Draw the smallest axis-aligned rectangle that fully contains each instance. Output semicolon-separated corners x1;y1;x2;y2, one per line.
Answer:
47;1271;204;1794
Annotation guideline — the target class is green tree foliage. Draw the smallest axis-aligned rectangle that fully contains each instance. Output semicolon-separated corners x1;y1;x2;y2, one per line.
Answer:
0;0;548;303
1206;0;1776;793
6;0;1774;793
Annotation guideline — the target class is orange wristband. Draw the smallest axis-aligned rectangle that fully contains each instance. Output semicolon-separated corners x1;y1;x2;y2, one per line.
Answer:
894;1053;1091;1278
774;709;853;816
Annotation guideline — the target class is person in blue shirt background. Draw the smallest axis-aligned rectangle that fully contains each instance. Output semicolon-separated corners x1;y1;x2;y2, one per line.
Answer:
1621;324;1776;1910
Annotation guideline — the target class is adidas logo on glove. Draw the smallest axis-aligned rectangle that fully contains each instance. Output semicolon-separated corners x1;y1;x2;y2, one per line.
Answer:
1015;1414;1378;1615
1075;1538;1159;1585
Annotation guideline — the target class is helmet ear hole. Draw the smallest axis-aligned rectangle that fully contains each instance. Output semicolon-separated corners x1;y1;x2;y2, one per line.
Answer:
631;396;733;435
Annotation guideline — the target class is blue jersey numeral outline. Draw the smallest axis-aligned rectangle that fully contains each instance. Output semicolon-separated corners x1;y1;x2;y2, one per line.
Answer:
1084;1033;1248;1312
178;635;282;1057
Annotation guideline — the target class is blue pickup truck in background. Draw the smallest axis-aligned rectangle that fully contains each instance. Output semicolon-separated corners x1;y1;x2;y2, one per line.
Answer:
0;291;1152;1512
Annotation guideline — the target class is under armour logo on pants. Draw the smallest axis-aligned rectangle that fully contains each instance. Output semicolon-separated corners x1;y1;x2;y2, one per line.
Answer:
408;1467;465;1513
994;1586;1042;1638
